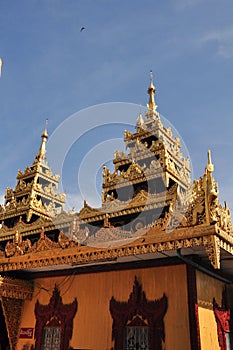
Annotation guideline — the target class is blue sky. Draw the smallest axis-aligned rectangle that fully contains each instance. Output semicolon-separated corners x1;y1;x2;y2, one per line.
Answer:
0;0;233;211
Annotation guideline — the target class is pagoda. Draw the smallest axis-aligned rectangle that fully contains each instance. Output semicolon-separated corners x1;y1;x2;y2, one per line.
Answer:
0;127;66;228
79;72;191;232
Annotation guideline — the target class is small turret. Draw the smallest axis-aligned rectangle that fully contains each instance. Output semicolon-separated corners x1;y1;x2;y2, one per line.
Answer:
0;124;66;226
136;111;144;129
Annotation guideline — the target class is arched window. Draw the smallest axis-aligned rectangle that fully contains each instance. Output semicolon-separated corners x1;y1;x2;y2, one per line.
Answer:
34;285;77;350
110;277;167;350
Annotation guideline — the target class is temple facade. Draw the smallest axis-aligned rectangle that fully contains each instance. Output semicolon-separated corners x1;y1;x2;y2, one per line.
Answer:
0;75;232;350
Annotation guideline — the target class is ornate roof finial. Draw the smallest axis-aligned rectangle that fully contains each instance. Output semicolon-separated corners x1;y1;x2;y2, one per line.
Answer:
150;69;153;84
136;106;144;128
206;149;214;173
147;70;157;111
36;119;48;162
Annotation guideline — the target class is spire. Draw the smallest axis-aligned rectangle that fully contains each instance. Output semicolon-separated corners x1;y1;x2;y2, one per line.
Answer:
206;149;214;173
36;119;48;162
136;106;144;128
147;70;157;111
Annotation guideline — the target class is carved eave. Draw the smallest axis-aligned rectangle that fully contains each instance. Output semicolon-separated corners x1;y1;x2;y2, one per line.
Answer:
0;220;232;274
0;211;73;242
105;144;190;197
17;162;60;185
102;171;152;191
33;183;64;202
79;202;100;218
79;186;176;223
83;226;139;247
0;277;33;300
113;151;129;165
1;180;66;223
0;204;56;223
124;117;178;153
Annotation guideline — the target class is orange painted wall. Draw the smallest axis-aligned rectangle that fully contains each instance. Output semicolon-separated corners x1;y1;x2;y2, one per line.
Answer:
196;270;225;350
18;264;191;350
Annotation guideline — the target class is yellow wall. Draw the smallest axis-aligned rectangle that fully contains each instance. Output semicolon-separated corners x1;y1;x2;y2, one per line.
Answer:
18;264;191;350
196;270;224;350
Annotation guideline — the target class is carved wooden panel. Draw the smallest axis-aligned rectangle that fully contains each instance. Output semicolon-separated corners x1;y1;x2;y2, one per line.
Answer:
34;285;77;350
110;277;167;350
1;297;24;350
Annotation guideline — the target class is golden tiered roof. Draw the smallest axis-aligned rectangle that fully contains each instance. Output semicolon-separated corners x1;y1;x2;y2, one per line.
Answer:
0;75;232;279
80;73;190;230
0;127;66;225
0;149;231;273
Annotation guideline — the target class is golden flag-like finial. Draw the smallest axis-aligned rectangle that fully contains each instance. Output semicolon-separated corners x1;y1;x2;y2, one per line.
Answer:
147;70;157;111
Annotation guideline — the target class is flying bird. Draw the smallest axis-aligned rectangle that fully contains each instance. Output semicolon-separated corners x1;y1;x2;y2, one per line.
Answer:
0;58;2;77
80;27;86;32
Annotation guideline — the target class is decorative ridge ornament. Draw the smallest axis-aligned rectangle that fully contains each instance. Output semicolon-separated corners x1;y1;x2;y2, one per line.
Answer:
136;110;144;130
182;150;233;238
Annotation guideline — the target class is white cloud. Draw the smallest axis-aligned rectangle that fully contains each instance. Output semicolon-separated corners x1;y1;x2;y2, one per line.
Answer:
200;27;233;59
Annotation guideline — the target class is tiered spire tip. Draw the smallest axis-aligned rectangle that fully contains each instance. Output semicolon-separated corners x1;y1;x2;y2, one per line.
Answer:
36;119;49;162
206;149;214;173
147;70;157;111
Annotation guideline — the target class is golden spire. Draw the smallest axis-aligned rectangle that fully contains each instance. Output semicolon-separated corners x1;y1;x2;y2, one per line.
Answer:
147;70;157;111
36;119;48;162
206;149;214;173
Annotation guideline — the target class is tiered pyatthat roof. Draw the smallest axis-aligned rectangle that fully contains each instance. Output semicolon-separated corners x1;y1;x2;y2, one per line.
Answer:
0;127;66;226
0;75;232;278
79;72;191;230
0;151;232;273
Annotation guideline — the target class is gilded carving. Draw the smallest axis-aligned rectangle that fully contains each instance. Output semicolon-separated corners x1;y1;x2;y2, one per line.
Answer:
5;231;31;257
58;230;78;249
2;297;24;350
124;130;133;139
0;277;33;300
114;150;128;160
0;78;232;280
203;235;221;269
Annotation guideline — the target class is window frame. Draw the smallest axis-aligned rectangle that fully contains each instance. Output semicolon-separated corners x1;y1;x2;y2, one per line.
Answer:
34;285;77;350
110;277;167;350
